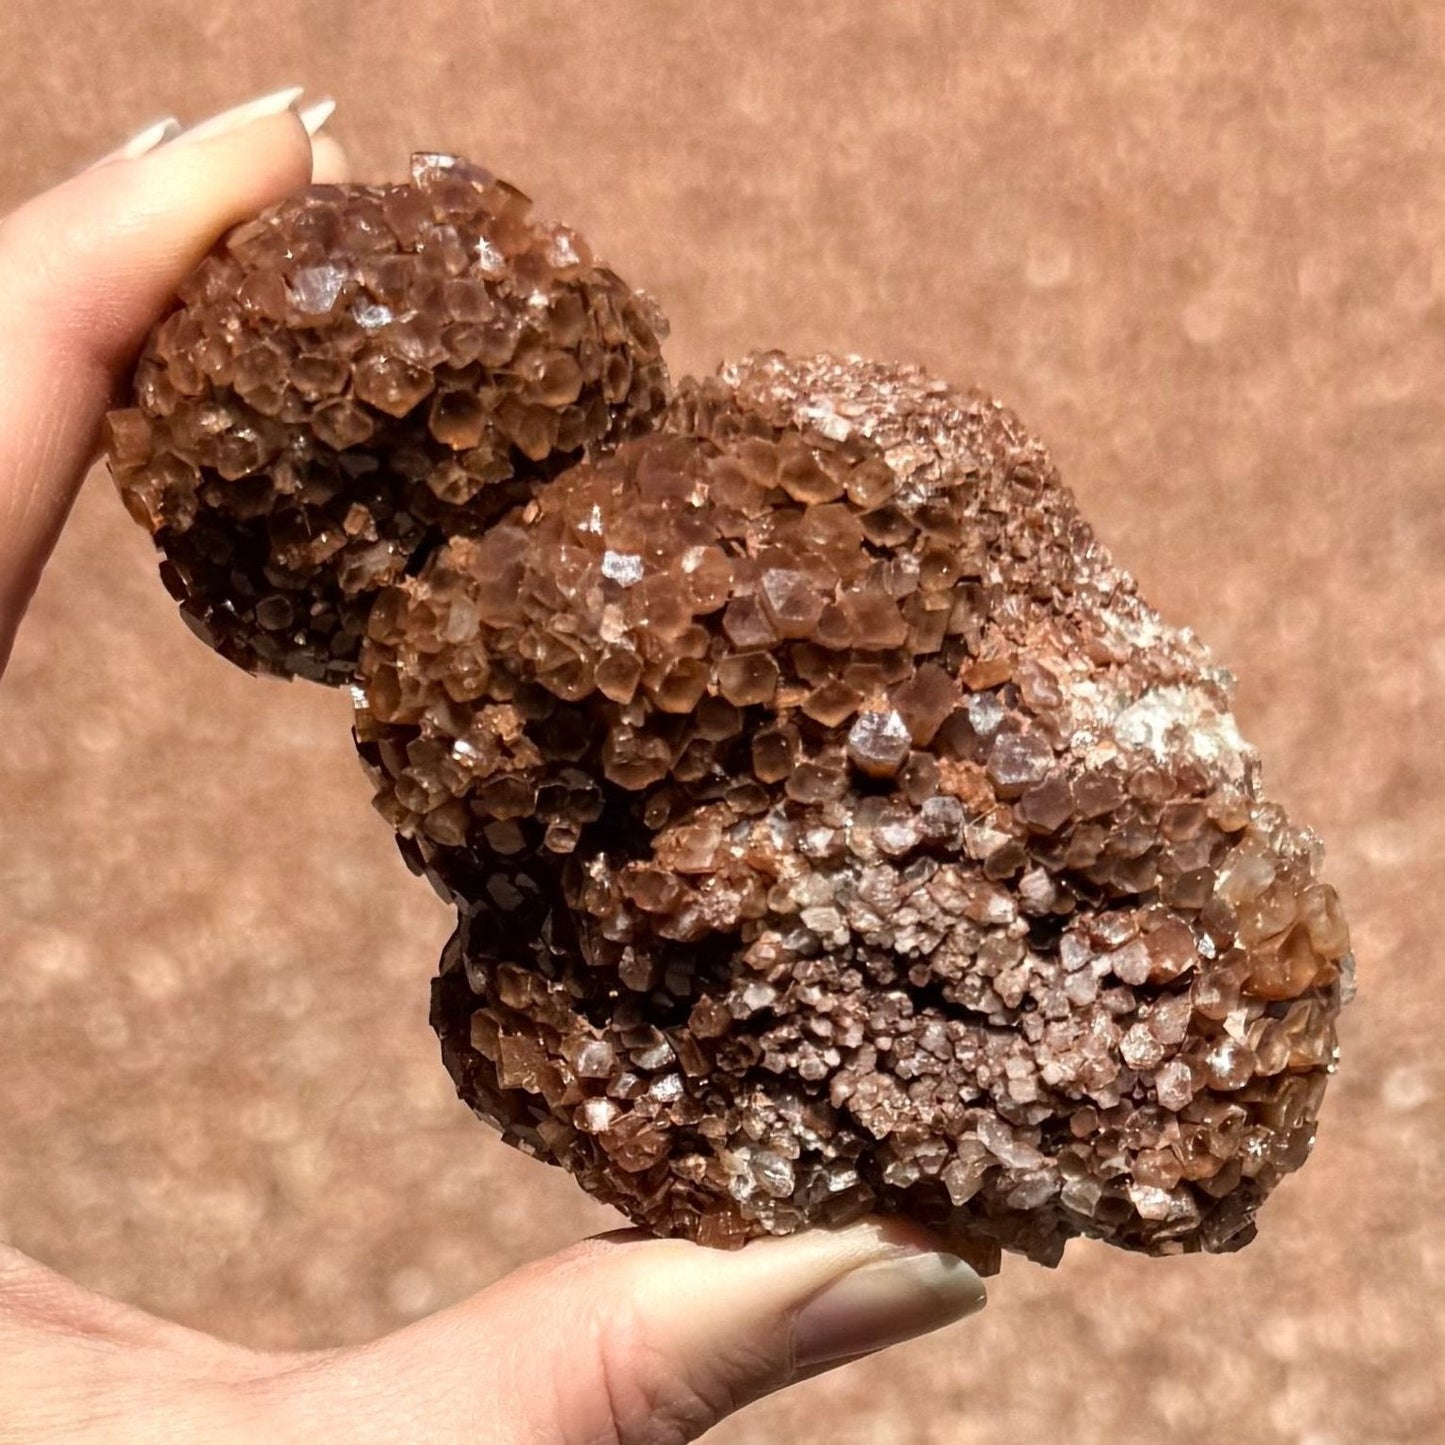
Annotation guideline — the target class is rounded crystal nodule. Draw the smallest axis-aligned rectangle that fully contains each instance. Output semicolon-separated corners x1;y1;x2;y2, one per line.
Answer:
105;153;669;684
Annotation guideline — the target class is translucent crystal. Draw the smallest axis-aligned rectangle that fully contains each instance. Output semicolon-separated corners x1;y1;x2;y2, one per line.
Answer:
117;245;1351;1272
106;153;670;683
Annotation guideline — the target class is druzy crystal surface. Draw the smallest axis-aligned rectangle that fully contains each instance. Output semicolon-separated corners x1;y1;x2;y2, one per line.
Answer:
106;154;669;683
107;158;1352;1275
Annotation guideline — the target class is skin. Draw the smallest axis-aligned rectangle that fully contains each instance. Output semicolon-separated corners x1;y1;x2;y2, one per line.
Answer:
0;107;984;1444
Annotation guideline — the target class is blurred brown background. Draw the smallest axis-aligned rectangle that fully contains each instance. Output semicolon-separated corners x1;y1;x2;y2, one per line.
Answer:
1;3;1441;1441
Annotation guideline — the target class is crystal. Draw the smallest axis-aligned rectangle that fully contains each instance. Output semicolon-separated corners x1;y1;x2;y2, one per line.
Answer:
290;262;348;315
846;710;913;779
114;185;1351;1274
401;353;1350;1270
106;154;669;684
601;550;645;587
717;653;779;707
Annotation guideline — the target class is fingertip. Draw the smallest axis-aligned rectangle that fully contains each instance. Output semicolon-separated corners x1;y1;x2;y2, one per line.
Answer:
286;1220;986;1445
120;106;316;235
0;106;321;654
0;109;313;369
309;134;351;185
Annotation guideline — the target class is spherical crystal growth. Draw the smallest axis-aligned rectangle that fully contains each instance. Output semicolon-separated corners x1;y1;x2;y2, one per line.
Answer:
105;153;669;683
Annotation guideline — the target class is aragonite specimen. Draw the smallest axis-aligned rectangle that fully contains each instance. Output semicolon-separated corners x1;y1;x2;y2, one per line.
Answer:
107;158;1352;1276
356;352;1351;1270
106;154;669;683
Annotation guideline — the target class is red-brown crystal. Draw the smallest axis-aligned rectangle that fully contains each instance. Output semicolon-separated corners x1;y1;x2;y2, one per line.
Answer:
354;351;1352;1272
108;162;1351;1275
105;154;669;683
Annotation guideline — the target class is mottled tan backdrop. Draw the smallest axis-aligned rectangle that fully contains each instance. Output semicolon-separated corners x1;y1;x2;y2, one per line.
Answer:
1;3;1441;1442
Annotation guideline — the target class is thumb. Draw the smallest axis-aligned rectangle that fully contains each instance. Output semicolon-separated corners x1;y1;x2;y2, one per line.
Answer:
264;1221;987;1445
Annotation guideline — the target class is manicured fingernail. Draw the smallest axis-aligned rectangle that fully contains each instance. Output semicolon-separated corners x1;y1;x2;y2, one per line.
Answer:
296;95;336;138
87;116;182;169
792;1251;986;1369
173;85;305;146
309;135;350;185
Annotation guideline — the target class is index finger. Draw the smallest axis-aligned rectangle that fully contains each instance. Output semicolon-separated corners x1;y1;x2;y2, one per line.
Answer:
0;109;315;671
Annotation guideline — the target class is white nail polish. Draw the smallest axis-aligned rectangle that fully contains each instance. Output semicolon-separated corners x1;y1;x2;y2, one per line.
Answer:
173;85;305;146
296;95;336;138
86;116;182;169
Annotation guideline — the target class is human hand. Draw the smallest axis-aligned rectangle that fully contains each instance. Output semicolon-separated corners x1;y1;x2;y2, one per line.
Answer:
0;94;986;1444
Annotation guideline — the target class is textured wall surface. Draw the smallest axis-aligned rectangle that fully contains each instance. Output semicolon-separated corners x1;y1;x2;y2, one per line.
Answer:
1;4;1441;1441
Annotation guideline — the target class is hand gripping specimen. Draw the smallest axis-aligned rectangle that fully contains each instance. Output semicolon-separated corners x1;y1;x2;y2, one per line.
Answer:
107;159;1352;1277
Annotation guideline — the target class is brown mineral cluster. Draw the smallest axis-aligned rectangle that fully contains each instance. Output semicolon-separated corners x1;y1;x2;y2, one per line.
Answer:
355;351;1352;1271
105;154;669;682
109;159;1352;1276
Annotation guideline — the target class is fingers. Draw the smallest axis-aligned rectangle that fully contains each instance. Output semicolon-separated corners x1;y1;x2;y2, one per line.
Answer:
262;1221;987;1445
0;1241;278;1440
311;135;352;185
0;103;322;670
